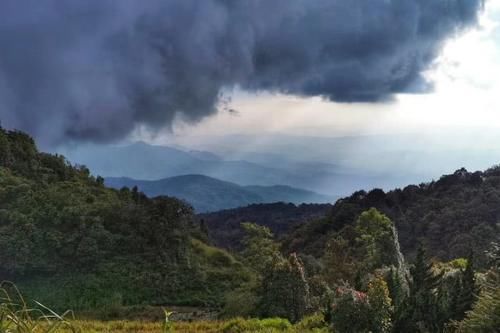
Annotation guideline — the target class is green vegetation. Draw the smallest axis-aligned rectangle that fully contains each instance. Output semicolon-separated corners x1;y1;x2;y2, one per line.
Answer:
0;127;250;310
2;127;500;332
0;281;78;333
283;168;500;267
455;242;500;332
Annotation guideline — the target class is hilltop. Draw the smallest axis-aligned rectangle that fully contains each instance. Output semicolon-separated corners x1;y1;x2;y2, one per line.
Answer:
0;128;249;310
283;167;500;267
105;175;333;213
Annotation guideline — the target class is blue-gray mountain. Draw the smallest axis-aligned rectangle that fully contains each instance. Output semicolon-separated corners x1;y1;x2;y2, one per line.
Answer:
105;174;335;213
57;141;409;196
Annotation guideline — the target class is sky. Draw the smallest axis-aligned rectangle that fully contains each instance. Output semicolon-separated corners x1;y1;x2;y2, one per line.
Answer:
1;0;500;188
129;0;500;186
142;0;500;147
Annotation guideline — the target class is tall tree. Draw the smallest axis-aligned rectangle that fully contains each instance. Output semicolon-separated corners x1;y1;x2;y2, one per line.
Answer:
394;243;442;333
456;252;477;319
322;235;357;285
456;242;500;332
355;208;404;273
367;276;393;333
241;222;280;274
259;253;310;323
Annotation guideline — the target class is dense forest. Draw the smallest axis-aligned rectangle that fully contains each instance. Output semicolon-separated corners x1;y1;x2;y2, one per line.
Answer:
203;169;500;268
1;127;500;332
282;167;500;268
0;128;249;310
198;202;332;250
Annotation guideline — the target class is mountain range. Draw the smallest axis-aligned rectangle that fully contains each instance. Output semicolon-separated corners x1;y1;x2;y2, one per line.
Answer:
57;140;419;196
105;174;334;212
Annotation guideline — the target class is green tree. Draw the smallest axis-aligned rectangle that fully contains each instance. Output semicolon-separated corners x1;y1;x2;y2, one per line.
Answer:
322;236;357;285
330;286;372;333
386;266;405;309
241;222;280;274
259;253;310;323
355;208;403;272
456;242;500;332
454;252;477;320
394;243;443;333
367;276;393;333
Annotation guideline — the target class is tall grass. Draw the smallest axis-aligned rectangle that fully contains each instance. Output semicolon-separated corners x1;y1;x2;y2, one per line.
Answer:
0;281;329;332
0;281;79;333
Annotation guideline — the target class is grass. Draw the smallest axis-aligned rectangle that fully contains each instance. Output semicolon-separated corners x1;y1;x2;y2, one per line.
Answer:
0;281;78;333
57;316;329;333
1;281;329;333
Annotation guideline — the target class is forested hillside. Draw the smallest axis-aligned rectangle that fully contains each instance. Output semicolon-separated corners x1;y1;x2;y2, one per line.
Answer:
2;127;500;332
105;175;333;213
0;128;249;310
283;167;500;267
198;202;332;250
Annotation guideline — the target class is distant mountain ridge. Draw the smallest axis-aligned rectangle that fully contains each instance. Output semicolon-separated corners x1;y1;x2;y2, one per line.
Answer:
61;142;302;187
105;174;335;213
58;141;391;196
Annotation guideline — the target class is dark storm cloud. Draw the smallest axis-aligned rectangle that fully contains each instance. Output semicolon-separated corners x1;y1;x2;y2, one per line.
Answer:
0;0;484;144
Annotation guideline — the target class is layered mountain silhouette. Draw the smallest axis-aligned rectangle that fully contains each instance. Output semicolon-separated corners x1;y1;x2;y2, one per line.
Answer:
105;174;335;212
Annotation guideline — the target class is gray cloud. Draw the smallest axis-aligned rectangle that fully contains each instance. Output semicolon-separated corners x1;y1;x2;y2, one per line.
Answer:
0;0;484;144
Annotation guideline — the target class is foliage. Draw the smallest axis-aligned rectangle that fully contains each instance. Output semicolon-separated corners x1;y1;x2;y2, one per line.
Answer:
4;127;500;331
366;276;393;333
222;285;260;318
241;223;281;274
258;253;310;323
0;281;78;333
60;316;329;333
330;285;372;333
355;208;403;273
0;127;248;309
321;235;357;285
455;242;500;332
454;253;477;320
455;271;500;332
293;313;327;331
328;277;392;333
284;168;500;267
198;203;331;251
222;317;292;333
393;244;443;332
162;309;175;333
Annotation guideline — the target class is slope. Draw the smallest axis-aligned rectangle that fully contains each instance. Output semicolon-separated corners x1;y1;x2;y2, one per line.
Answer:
105;175;334;212
0;128;249;310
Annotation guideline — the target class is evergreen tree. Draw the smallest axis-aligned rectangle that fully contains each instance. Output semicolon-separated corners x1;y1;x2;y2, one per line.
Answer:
456;252;476;319
456;243;500;331
447;273;462;321
394;243;442;333
385;266;404;310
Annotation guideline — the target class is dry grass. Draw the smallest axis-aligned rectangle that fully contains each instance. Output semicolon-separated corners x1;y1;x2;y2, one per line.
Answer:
1;281;328;333
64;316;329;333
64;320;223;333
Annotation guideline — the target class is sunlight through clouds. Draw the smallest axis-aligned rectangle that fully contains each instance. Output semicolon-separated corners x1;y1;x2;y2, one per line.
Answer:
146;0;500;149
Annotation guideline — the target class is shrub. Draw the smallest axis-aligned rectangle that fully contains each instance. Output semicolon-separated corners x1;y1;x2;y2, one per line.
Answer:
330;286;371;333
294;313;327;330
222;317;292;333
